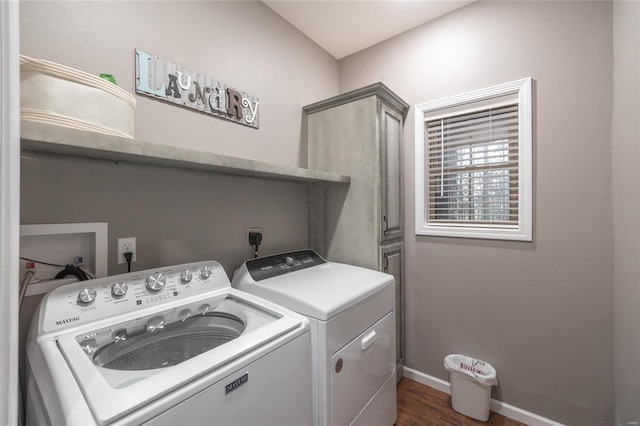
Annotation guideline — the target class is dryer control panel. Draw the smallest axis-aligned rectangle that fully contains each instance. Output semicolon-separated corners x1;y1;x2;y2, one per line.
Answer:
245;250;326;281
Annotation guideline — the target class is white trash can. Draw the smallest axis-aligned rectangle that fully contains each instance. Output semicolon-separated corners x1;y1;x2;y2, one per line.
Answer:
444;354;497;421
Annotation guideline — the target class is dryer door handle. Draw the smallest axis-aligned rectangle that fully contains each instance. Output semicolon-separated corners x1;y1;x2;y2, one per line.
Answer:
360;330;377;351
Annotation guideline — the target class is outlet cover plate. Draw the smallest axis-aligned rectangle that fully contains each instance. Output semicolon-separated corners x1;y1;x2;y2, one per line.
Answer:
117;237;136;264
247;227;262;246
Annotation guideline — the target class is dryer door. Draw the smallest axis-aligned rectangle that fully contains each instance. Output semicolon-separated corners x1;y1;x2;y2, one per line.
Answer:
330;311;395;425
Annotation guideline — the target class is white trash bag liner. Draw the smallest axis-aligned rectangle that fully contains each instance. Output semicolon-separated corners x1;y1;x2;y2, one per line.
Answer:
444;354;497;386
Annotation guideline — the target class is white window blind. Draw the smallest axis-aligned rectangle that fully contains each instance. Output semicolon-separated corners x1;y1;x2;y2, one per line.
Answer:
426;104;519;227
414;78;532;241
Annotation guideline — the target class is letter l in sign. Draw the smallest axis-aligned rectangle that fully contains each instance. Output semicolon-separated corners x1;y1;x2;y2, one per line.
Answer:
136;49;166;98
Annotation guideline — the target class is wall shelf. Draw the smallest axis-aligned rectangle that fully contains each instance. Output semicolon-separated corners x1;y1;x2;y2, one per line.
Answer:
20;120;351;184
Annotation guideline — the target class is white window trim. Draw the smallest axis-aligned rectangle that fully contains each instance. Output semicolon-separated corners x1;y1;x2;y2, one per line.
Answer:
414;78;532;241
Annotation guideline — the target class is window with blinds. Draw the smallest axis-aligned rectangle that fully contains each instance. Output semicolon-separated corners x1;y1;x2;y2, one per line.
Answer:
426;104;519;227
414;78;532;241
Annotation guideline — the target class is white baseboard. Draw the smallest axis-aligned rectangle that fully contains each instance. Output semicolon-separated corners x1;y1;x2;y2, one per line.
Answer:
403;366;565;426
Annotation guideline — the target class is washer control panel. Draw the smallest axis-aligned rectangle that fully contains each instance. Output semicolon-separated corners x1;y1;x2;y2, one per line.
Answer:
245;250;326;282
41;261;229;333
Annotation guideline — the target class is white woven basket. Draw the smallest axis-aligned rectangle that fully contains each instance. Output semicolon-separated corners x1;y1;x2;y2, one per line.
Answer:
20;55;136;138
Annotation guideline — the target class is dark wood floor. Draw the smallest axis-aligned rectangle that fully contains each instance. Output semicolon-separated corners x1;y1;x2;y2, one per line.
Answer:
397;378;526;426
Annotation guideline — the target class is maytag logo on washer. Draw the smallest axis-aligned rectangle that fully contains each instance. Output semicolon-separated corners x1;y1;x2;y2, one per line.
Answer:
225;373;249;394
55;316;80;326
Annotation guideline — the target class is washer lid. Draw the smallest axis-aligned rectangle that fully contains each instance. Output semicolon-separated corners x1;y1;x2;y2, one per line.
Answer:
232;254;394;321
54;289;307;425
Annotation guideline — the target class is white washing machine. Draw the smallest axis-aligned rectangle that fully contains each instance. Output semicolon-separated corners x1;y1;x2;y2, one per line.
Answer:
232;250;396;426
25;260;312;426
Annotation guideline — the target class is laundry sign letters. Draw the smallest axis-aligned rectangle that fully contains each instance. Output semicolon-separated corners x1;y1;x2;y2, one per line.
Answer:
135;49;259;128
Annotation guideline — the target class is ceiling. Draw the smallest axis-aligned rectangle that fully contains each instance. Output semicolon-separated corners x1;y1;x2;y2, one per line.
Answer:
262;0;474;59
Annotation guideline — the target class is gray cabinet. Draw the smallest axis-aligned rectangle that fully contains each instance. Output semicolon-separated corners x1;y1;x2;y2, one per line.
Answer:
380;241;404;382
305;83;408;380
380;104;403;244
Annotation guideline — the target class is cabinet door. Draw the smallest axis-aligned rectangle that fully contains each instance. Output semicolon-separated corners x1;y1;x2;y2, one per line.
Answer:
380;242;404;382
380;103;403;243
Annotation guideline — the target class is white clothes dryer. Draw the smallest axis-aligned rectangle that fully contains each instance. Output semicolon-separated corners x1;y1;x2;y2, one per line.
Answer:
25;260;312;426
232;250;396;426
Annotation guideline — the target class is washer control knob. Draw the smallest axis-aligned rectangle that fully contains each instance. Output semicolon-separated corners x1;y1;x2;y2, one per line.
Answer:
111;282;128;298
145;273;166;293
146;316;165;332
285;256;295;266
77;288;97;305
199;266;212;280
114;330;128;342
179;270;193;284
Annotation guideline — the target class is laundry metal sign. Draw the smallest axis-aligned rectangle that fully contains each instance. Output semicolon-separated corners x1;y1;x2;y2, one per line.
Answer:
135;49;259;128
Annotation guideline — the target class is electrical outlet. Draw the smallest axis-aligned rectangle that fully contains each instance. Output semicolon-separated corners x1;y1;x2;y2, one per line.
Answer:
247;227;262;245
117;237;137;265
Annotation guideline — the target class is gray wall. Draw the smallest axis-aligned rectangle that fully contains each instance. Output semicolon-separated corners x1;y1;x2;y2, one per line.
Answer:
20;151;310;277
339;2;614;424
612;1;640;425
19;1;339;275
